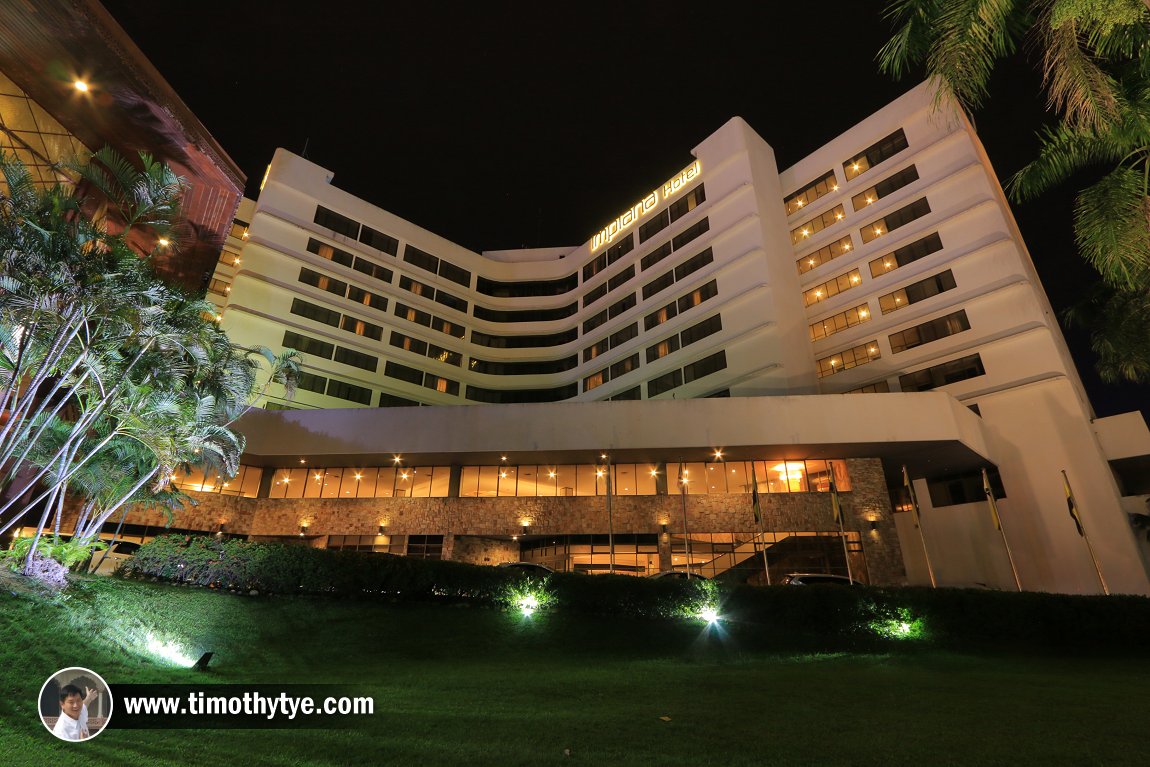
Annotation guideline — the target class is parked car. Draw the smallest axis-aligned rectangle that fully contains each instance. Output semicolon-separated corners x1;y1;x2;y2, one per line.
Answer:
646;570;708;580
497;562;555;576
781;573;858;586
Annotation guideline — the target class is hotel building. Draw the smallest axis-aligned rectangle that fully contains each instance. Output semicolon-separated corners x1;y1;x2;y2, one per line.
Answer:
155;84;1150;593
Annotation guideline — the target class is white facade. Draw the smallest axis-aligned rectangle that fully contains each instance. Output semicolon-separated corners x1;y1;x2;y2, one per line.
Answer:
212;83;1150;595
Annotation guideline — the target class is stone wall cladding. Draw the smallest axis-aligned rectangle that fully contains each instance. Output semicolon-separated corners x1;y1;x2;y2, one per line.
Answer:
79;458;903;584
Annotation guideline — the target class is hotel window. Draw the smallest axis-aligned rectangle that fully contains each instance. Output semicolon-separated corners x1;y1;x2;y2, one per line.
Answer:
796;235;855;275
334;346;378;372
927;468;1006;507
671;218;709;251
296;371;328;394
607;234;634;265
359;225;399;255
645;335;680;363
791;205;846;246
340;315;382;341
879;270;957;314
385;360;424;385
638;210;670;243
477;274;578;297
207;277;230;296
472;329;577;348
647;369;683;397
391;332;428;356
680;314;722;347
583;338;609;362
809;303;871;341
683;350;726;383
290;298;341;328
583;309;609;334
229;220;249;239
474;303;578;323
816;341;881;378
306;237;354;268
860;197;931;244
868;232;944;278
395;302;432;327
784;171;838;216
314;206;360;238
464;383;578;403
347;286;388;311
668;184;706;222
299;267;348;297
352;256;393;283
847;380;891;393
219;247;242;267
326;379;372;405
431;316;466;339
851;165;919;212
438;260;471;288
379;392;420;407
676;279;718;313
803;269;862;307
584;282;608;307
899;353;986;392
640;241;673;271
888;310;970;354
674;247;713;281
610;353;640;380
423;373;459;396
608;265;635;291
644;300;678;331
432;296;464;320
427;343;462;367
642;270;675;300
609;322;638;348
843;128;909;181
282;331;334;359
583;252;608;281
403;244;438;273
608;293;636;319
611;386;641;400
399;275;434;298
583;369;606;392
469;356;577;375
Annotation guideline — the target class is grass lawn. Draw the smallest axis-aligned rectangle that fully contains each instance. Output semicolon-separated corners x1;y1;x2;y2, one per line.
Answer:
0;572;1147;766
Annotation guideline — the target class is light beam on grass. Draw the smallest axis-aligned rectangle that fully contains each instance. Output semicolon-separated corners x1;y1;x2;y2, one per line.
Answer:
145;631;197;666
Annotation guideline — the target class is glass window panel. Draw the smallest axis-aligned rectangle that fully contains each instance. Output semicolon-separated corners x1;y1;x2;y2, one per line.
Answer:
371;467;394;497
279;468;305;499
575;464;597;496
477;466;499;497
537;466;559;497
555;465;576;497
497;466;517;496
514;466;537;497
726;461;749;494
805;460;831;492
394;469;413;497
304;469;324;498
613;465;636;496
411;468;433;497
459;466;480;497
636;465;658;496
239;466;261;498
682;462;707;495
321;468;343;498
430;467;451;497
356;468;378;498
703;462;727;494
831;461;852;491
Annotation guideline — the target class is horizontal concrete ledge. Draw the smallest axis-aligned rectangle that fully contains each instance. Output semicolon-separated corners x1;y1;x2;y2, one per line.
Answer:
237;392;990;478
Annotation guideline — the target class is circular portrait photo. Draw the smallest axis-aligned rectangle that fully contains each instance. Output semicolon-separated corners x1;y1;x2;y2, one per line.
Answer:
39;667;112;742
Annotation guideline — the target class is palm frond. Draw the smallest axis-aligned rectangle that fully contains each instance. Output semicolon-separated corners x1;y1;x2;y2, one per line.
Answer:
1038;4;1124;131
1005;121;1135;200
926;0;1031;112
1073;165;1150;289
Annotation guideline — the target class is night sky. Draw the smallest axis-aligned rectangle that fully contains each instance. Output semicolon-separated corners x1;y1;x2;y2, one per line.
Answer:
101;1;1148;421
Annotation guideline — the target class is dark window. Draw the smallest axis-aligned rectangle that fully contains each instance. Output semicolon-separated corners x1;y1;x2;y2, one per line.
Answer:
609;322;638;348
431;317;466;338
844;129;909;179
471;329;577;348
352;256;393;283
583;309;609;334
423;373;460;396
426;343;462;367
647;369;683;397
334;346;379;372
899;353;986;392
926;468;1005;507
862;198;931;243
326;379;372;405
385;360;424;385
359;225;398;255
296;371;328;394
400;275;435;299
668;184;705;222
340;315;383;341
679;314;722;347
608;265;635;291
610;386;641;401
583;339;609;362
644;300;678;331
638;210;670;243
607;234;634;265
852;165;920;211
464;383;578;403
705;388;731;398
476;274;578;298
676;279;718;314
583;252;608;282
640;241;673;271
390;332;428;357
395;302;432;327
347;286;388;311
609;293;636;319
406;534;444;559
473;303;578;323
314;206;359;238
683;350;727;383
671;218;709;251
469;356;577;375
282;331;334;359
306;237;354;268
583;282;608;307
674;247;714;281
291;298;340;327
435;289;468;313
609;353;640;379
299;267;348;297
879;270;957;314
403;244;439;273
645;335;680;363
438;260;472;288
889;310;970;353
869;232;944;278
379;392;420;407
642;270;675;300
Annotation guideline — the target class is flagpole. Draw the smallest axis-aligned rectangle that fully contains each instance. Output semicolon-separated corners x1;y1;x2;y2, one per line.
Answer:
828;461;853;583
1062;469;1108;595
750;462;770;585
902;465;937;588
983;468;1022;591
677;459;692;575
605;453;615;575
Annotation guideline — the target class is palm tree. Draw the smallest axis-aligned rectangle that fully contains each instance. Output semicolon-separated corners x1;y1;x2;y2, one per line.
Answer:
878;0;1150;382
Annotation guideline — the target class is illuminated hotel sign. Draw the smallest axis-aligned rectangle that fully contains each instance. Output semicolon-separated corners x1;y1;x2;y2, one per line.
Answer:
590;160;701;252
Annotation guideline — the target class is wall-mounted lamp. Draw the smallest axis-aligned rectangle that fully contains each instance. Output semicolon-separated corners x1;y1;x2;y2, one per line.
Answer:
216;523;227;536
299;523;309;536
661;524;668;534
378;523;387;535
521;523;530;537
869;519;879;532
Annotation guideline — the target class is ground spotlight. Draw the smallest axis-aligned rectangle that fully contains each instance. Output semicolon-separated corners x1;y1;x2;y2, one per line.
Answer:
699;607;720;623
